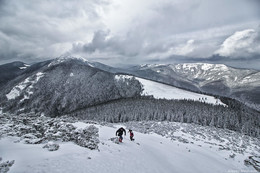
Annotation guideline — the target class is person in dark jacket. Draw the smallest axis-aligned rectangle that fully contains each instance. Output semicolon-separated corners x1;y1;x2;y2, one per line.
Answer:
116;127;126;142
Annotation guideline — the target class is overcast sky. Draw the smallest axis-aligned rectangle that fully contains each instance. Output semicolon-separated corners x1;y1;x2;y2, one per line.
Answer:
0;0;260;69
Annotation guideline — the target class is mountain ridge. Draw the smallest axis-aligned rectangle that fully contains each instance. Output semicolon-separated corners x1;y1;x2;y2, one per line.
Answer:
1;57;259;111
0;58;143;116
127;62;260;111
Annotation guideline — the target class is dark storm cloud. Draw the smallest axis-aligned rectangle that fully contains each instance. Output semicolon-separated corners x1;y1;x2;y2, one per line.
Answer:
0;0;260;69
73;30;142;56
70;0;260;66
0;0;108;63
71;30;167;58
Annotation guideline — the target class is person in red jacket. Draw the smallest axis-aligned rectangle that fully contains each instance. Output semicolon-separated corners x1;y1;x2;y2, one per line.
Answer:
129;129;134;141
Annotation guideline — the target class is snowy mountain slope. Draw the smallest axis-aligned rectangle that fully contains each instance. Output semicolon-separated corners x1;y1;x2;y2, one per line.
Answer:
6;72;45;100
0;115;259;173
133;63;260;88
128;63;260;110
115;75;224;105
0;57;143;116
171;63;260;92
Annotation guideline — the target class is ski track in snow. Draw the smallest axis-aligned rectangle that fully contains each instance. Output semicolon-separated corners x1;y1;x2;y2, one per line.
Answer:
0;121;258;173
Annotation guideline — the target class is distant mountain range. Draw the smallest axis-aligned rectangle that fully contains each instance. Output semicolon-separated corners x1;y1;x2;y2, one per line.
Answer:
0;57;259;116
75;59;260;110
126;63;260;111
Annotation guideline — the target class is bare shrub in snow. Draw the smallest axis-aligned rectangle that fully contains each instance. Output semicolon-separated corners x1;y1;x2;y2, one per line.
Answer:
0;158;15;173
0;114;99;150
73;125;99;150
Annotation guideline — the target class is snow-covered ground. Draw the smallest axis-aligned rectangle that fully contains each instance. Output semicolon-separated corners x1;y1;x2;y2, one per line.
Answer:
115;75;225;106
0;115;259;173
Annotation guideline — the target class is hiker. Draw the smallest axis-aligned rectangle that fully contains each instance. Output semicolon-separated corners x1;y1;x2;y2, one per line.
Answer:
129;129;134;141
116;127;126;142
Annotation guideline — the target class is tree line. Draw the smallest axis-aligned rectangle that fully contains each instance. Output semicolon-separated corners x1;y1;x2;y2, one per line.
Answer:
70;96;260;138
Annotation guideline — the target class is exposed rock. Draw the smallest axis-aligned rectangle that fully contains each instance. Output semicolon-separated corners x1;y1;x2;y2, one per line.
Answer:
229;153;236;159
244;156;260;172
43;142;60;151
110;137;119;144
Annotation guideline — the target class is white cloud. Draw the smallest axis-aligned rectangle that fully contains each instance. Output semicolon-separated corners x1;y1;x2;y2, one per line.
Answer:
215;29;260;57
168;39;195;56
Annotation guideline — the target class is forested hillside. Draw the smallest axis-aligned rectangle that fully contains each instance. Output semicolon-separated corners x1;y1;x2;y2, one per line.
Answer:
1;58;143;116
72;97;260;138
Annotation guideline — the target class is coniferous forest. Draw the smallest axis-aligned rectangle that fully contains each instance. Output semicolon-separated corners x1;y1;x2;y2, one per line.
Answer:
69;96;260;138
